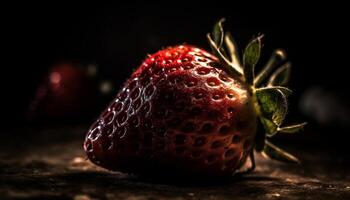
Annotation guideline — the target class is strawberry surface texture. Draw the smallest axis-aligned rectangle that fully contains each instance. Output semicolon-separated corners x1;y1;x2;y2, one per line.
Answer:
84;19;305;177
84;45;256;176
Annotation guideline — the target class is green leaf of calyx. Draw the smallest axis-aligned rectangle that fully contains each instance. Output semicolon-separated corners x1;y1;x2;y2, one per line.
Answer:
243;35;263;85
260;117;278;137
273;86;292;97
212;18;225;49
278;122;307;133
224;31;243;74
256;87;288;126
262;140;300;164
268;62;291;86
260;86;292;97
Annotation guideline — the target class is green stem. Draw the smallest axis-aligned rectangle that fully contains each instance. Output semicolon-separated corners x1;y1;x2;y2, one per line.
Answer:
254;49;286;86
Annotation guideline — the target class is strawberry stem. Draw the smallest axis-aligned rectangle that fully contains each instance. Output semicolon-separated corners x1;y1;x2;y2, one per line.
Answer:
224;31;243;73
254;49;287;86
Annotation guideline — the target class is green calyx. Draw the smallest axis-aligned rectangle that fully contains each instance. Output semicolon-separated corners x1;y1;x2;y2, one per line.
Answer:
207;18;306;165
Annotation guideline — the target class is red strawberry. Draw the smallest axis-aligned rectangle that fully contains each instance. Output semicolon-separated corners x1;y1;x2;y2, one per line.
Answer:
27;62;118;124
27;63;92;121
84;19;306;177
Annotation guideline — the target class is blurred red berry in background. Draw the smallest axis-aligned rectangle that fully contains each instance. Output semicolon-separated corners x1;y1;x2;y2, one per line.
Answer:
26;62;107;124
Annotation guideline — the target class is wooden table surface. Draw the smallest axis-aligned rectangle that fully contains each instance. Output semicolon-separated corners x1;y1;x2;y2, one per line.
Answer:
1;126;349;200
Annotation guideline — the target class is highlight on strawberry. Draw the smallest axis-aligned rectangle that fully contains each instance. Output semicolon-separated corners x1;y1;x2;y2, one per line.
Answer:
84;18;306;177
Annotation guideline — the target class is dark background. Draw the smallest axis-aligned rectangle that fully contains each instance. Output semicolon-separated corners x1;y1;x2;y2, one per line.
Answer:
1;3;350;199
2;3;349;156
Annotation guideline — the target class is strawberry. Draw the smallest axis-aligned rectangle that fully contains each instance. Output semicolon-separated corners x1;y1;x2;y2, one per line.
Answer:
84;19;306;177
27;63;94;121
27;63;104;123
